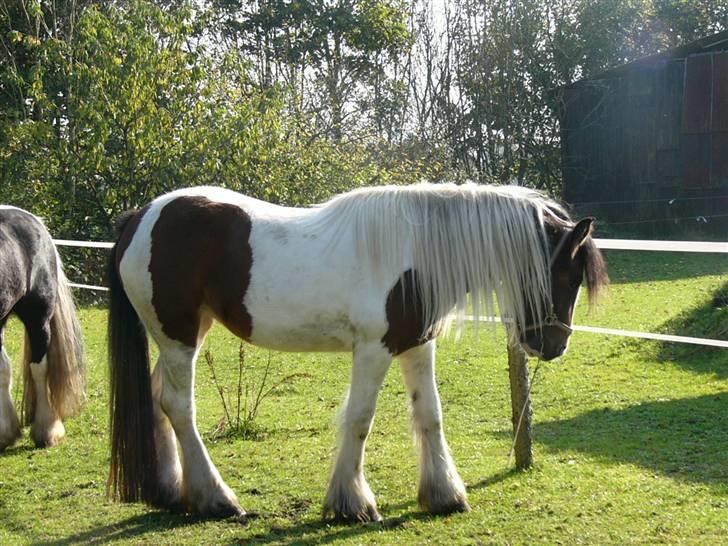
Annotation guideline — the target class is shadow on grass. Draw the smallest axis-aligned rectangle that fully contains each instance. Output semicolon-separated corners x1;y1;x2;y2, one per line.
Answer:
0;442;34;458
241;510;435;546
33;500;447;546
32;512;208;546
240;470;521;545
537;393;728;487
654;279;727;378
467;468;522;491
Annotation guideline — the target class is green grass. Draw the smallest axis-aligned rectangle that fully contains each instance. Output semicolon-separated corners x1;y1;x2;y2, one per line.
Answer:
0;251;726;545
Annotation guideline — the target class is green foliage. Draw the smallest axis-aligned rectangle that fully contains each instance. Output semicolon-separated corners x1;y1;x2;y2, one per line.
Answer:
0;0;418;241
212;0;413;140
0;0;726;242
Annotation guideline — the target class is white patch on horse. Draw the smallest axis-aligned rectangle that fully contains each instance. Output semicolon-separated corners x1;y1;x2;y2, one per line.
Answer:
245;199;409;351
119;193;177;343
29;356;65;447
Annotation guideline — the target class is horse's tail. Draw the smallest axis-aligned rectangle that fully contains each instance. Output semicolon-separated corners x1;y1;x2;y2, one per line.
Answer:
107;213;158;503
22;250;87;424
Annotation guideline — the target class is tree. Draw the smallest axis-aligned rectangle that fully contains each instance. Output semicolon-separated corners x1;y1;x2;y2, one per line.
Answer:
210;0;413;142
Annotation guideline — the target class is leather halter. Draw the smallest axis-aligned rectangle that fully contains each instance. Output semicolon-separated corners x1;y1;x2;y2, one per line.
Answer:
521;230;574;336
522;310;574;335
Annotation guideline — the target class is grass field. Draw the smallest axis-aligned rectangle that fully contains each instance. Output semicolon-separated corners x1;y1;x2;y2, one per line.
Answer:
0;251;726;545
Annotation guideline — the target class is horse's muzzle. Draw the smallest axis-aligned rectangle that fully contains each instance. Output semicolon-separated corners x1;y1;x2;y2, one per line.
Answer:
521;340;567;361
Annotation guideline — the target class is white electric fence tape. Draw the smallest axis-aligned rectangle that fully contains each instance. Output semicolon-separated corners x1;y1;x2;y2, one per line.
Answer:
54;238;728;348
68;283;110;292
464;316;728;348
593;238;728;253
571;324;728;348
54;239;115;249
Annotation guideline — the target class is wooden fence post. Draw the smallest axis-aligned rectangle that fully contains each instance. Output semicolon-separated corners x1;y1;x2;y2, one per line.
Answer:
508;342;533;469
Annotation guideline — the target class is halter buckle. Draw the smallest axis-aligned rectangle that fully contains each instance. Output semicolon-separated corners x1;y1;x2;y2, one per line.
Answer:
522;309;573;335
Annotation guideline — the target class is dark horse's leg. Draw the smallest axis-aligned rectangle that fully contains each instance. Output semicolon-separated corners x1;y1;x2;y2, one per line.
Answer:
0;323;22;450
15;296;65;447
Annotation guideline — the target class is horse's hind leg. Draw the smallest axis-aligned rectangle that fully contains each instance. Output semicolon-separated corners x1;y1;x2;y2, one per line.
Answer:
0;331;22;451
157;340;243;517
398;341;469;514
151;359;183;508
23;319;65;447
324;341;392;522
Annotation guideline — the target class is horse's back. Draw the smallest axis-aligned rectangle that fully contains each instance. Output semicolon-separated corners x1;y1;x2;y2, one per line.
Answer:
0;207;56;315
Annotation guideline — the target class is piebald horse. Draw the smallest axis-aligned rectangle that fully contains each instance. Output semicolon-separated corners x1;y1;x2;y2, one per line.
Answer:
0;206;85;451
107;183;607;521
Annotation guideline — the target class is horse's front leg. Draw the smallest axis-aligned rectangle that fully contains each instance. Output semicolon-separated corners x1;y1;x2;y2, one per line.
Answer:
324;341;393;522
0;346;21;450
25;322;65;448
399;341;469;514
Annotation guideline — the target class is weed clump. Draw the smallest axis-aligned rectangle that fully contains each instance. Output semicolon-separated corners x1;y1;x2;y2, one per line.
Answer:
204;343;308;440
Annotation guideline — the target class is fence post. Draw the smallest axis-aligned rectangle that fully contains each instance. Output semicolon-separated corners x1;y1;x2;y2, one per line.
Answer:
508;342;533;469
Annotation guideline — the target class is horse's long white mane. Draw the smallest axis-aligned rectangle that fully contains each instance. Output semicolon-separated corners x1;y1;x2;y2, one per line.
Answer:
316;182;568;341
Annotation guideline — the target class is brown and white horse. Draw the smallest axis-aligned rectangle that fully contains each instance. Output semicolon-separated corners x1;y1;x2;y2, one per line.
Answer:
0;206;85;451
107;183;607;521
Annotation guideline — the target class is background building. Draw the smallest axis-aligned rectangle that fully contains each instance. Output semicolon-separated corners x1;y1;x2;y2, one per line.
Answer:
561;31;728;237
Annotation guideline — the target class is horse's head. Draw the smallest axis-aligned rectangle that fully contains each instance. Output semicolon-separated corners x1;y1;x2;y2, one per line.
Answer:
519;217;608;361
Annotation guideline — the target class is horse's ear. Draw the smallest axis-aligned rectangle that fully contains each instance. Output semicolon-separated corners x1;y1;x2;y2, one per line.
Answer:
569;218;594;259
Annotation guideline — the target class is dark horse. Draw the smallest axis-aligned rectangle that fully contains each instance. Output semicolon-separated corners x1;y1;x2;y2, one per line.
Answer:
0;206;85;451
107;184;607;521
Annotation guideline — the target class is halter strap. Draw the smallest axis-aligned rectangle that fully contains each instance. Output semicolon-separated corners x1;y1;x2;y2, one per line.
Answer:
521;309;573;335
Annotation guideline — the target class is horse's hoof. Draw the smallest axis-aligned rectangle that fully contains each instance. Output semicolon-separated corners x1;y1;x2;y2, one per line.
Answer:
30;419;65;448
0;424;21;451
0;399;22;451
324;502;382;523
418;488;470;515
184;489;245;519
203;499;246;519
154;488;184;512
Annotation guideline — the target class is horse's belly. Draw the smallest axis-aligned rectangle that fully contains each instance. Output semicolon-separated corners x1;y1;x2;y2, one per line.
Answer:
248;313;354;352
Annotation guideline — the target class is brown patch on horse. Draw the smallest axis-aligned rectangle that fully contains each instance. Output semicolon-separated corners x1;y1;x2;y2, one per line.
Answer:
382;270;432;356
150;196;253;347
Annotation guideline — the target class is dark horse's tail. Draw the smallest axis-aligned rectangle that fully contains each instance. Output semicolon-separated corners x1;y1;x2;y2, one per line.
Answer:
107;212;158;504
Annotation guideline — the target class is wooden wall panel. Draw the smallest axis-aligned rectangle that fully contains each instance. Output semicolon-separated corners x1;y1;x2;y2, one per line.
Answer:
655;61;684;151
712;52;728;131
682;54;713;134
712;132;728;186
682;133;711;188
